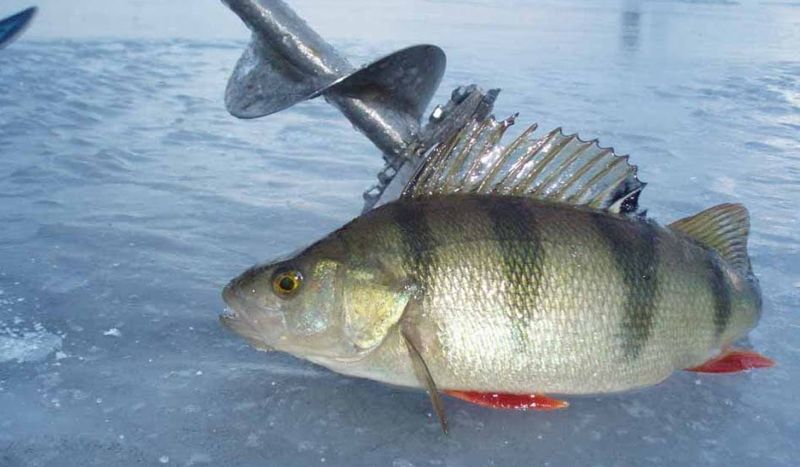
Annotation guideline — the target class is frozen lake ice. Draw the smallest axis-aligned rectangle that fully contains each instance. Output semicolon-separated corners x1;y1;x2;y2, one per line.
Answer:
1;0;799;465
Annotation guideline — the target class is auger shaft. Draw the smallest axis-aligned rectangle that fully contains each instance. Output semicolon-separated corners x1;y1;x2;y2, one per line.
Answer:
221;0;498;209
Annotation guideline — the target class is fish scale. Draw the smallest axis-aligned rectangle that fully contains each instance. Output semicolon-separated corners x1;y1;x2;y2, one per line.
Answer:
592;214;660;359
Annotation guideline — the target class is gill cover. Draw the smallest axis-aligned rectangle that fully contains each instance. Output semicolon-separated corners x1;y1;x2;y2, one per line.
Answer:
340;267;414;353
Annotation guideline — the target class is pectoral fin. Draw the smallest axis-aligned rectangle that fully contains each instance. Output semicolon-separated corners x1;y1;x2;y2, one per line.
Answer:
445;390;569;411
400;325;448;434
686;348;775;373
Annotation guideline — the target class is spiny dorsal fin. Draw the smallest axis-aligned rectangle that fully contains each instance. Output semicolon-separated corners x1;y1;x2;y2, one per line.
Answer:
402;115;646;214
669;203;752;272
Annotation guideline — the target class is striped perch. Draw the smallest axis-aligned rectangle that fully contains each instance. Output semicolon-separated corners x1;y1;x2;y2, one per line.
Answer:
221;116;773;432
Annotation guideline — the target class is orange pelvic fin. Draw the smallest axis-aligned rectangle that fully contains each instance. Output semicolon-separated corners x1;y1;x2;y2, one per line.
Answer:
444;390;569;410
687;348;775;373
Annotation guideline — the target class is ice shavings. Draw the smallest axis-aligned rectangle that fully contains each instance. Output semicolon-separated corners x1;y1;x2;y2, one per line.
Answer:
0;322;63;363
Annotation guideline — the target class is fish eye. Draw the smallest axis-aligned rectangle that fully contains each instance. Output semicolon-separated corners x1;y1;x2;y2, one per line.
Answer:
272;270;303;298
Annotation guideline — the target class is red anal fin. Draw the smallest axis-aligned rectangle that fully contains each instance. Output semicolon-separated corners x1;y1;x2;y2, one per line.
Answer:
444;390;568;411
687;348;775;374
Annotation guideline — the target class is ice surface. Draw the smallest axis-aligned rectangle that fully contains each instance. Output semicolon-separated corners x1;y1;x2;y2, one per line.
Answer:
1;0;799;466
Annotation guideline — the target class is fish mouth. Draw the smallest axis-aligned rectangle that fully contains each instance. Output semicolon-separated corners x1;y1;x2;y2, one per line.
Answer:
219;279;278;352
222;280;239;308
219;307;238;330
220;280;244;331
219;305;278;352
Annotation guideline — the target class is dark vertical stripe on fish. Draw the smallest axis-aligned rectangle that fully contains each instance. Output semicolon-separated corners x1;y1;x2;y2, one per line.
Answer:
706;252;732;339
480;197;544;349
593;214;660;359
391;201;436;280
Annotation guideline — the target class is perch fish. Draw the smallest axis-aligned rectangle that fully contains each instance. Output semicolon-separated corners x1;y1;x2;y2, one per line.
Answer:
221;116;773;432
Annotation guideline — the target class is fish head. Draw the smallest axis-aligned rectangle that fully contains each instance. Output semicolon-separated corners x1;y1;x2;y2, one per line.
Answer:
221;236;409;361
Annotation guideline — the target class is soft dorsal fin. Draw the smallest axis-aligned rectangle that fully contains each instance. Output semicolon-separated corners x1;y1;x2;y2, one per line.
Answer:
401;115;646;214
669;203;752;272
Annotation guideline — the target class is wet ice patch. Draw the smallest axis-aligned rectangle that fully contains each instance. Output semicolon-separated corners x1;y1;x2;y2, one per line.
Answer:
186;453;212;465
0;322;63;363
710;175;738;197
